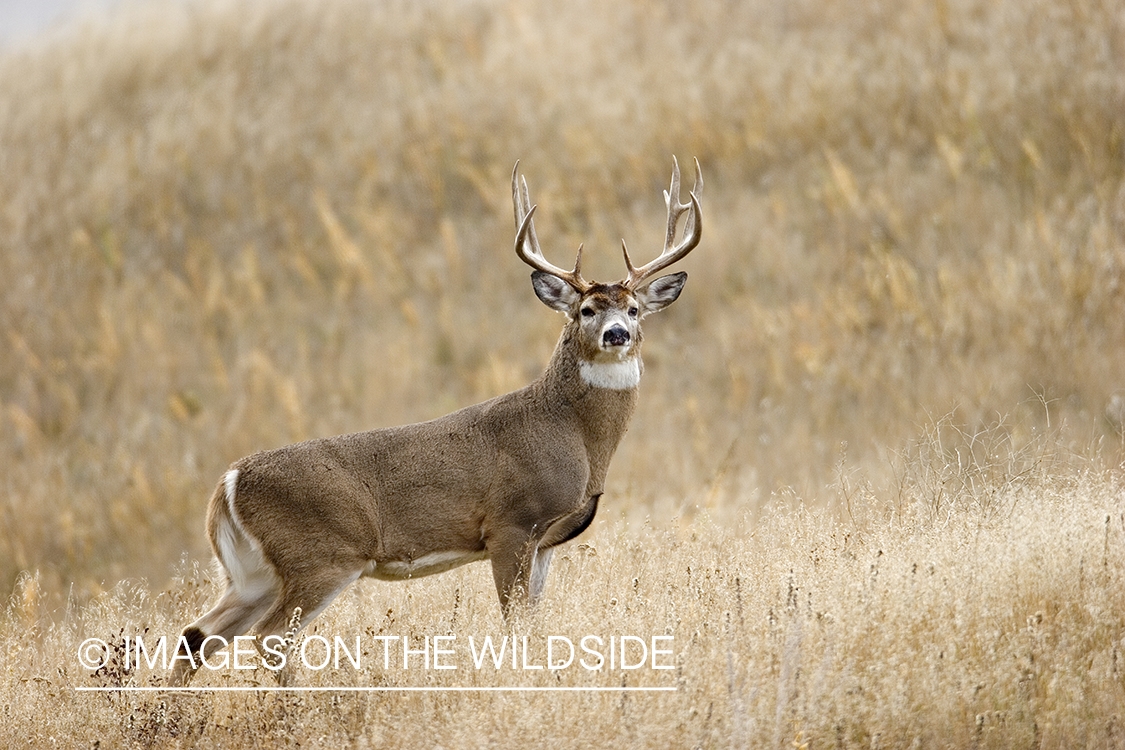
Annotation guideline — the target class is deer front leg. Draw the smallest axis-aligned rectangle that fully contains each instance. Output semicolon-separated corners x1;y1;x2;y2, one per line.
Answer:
487;528;545;619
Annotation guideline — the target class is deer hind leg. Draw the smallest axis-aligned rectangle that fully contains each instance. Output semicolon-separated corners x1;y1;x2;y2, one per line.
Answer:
168;487;282;687
253;565;364;640
245;565;364;682
167;564;280;687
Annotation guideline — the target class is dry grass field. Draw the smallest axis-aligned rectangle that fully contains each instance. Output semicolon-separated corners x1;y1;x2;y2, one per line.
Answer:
2;0;1124;746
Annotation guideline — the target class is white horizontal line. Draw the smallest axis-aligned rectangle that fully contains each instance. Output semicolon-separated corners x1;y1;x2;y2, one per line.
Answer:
76;685;676;693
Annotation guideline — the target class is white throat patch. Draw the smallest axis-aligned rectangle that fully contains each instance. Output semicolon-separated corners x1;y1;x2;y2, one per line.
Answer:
580;358;641;390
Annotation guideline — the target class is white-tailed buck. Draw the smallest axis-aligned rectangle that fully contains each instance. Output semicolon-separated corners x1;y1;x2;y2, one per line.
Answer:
169;158;702;685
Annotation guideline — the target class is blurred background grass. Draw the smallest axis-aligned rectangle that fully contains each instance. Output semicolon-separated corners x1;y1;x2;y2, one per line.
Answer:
1;0;1123;601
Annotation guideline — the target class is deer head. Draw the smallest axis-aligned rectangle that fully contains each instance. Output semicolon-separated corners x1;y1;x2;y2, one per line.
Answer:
512;158;703;383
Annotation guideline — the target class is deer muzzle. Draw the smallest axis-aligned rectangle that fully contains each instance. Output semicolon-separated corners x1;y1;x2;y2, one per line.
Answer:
602;325;630;348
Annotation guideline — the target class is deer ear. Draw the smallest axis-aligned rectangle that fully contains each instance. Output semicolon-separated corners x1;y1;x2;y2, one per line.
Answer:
531;271;581;314
636;272;687;316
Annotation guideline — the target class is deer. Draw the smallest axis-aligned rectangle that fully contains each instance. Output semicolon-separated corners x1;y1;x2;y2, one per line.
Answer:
168;158;702;686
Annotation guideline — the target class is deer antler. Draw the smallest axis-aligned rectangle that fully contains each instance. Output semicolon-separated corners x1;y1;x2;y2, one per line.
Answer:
621;157;703;289
512;162;589;292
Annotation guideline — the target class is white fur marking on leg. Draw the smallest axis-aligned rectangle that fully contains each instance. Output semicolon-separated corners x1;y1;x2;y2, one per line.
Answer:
214;512;278;600
214;471;279;604
529;547;554;603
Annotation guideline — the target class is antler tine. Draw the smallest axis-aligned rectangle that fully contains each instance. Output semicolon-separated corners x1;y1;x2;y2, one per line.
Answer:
512;162;588;290
679;157;703;243
512;161;536;241
622;157;703;289
663;155;683;251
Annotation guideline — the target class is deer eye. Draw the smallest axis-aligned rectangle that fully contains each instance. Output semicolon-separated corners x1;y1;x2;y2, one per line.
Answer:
628;307;639;318
580;307;596;318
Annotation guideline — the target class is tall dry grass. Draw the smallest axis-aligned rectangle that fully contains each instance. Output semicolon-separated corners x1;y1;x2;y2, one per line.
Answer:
1;0;1124;745
5;437;1124;748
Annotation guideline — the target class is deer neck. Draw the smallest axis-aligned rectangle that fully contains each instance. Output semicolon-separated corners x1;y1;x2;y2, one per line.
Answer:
539;327;640;491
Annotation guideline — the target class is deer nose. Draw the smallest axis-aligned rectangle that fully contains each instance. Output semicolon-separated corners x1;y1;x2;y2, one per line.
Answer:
603;326;630;348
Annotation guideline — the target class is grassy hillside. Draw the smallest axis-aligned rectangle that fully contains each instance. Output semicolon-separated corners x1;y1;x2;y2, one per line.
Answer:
1;0;1124;745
